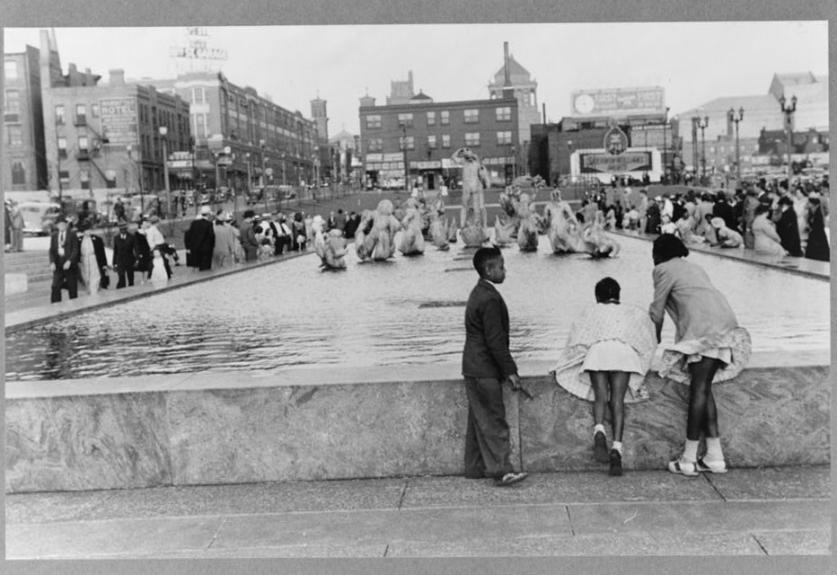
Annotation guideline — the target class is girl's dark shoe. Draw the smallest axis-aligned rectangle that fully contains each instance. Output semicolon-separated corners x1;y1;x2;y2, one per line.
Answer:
593;431;609;463
608;449;623;476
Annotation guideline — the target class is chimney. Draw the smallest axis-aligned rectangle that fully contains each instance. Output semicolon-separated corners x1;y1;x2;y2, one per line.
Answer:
109;69;126;86
503;42;513;99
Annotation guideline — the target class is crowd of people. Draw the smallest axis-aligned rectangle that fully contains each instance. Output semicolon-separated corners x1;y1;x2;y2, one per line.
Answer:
582;177;830;261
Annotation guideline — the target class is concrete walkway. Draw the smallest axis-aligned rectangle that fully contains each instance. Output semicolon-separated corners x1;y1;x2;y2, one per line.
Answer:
5;466;830;558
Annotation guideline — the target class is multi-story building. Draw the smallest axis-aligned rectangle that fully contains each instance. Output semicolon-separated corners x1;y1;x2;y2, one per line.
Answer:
487;45;541;149
3;44;48;192
39;31;191;203
154;71;320;191
329;128;361;184
677;71;828;177
359;89;519;190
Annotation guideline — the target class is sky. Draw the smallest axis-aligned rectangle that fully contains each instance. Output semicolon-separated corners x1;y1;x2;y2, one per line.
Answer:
4;22;829;136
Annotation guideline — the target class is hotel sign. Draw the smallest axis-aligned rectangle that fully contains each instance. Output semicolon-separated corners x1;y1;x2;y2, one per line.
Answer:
571;87;665;117
99;97;138;144
580;151;652;174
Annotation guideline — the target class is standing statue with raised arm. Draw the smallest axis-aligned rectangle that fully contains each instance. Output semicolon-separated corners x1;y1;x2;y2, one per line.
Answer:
452;147;490;247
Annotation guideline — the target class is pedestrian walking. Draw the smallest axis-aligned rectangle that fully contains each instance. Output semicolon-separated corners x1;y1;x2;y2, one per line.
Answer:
10;200;24;252
187;205;215;270
48;215;80;303
649;235;751;477
552;277;656;476
112;221;136;288
462;246;529;487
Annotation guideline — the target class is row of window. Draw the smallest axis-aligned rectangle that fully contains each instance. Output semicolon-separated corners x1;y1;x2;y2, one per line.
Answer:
366;107;513;130
367;131;513;152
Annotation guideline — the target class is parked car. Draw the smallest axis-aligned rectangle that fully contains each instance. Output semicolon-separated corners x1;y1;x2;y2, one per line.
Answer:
18;201;61;235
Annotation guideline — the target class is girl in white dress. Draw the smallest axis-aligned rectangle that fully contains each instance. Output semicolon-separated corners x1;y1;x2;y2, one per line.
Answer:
552;277;656;476
149;247;169;286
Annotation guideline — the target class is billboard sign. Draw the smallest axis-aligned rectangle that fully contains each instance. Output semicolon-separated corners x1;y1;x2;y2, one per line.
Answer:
571;87;665;117
579;151;652;174
99;97;138;144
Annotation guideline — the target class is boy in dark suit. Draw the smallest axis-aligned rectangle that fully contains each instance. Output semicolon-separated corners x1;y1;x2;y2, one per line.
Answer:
462;246;529;487
49;215;80;303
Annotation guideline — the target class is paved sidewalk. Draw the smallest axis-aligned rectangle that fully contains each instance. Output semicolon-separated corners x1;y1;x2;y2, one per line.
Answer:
5;466;831;559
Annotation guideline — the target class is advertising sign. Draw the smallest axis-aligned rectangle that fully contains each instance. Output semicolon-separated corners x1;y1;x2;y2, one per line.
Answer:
580;151;652;174
571;87;665;117
98;97;138;144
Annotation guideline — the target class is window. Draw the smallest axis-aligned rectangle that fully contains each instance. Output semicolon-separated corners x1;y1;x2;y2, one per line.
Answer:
365;115;382;129
397;113;414;128
4;60;18;80
6;125;22;147
464;109;479;124
78;135;89;151
75;104;87;125
91;104;99;118
440;111;450;125
403;136;415;150
496;106;512;121
59;170;70;185
55;105;65;125
58;137;68;158
5;90;20;114
80;169;90;190
465;132;480;147
368;138;383;152
442;134;451;148
497;131;513;145
427;135;437;149
426;111;436;126
11;161;25;185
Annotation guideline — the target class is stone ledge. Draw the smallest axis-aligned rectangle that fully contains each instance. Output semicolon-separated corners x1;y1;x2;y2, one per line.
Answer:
5;362;829;493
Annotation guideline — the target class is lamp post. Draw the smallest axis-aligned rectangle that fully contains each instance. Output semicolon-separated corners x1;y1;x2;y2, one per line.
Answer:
400;124;408;191
697;116;709;183
779;94;797;183
566;140;573;184
159;126;171;221
662;107;669;183
245;152;254;214
727;107;744;183
127;144;144;217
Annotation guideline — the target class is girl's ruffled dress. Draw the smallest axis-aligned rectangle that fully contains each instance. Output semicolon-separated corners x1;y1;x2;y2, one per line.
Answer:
553;303;657;403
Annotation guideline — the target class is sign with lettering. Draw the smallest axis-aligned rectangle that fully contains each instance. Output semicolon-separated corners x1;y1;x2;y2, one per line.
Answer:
579;151;652;174
571;87;665;117
99;97;137;145
603;124;629;155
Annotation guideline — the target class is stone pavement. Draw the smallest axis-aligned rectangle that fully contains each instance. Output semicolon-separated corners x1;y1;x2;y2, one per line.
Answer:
4;466;831;559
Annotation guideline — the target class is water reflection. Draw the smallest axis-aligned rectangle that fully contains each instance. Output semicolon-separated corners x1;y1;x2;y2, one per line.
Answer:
5;235;829;381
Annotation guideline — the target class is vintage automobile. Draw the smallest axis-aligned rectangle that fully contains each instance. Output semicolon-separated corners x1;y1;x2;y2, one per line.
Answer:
18;201;61;235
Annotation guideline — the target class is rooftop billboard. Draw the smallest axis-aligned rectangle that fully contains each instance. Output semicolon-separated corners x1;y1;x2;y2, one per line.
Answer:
571;87;666;118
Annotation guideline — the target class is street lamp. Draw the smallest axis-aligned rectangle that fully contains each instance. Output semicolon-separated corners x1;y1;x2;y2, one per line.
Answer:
159;126;171;221
400;124;408;191
779;94;797;183
697;116;709;183
662;107;670;183
126;144;145;217
727;107;744;183
245;152;254;214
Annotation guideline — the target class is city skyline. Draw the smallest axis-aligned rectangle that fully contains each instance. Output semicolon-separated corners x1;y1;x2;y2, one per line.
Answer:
4;21;828;138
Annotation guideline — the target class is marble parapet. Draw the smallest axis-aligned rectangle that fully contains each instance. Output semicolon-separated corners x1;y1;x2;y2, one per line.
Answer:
5;360;829;493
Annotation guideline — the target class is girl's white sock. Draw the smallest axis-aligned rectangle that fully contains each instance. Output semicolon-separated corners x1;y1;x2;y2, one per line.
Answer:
682;439;700;463
593;424;606;437
612;441;623;455
705;437;724;462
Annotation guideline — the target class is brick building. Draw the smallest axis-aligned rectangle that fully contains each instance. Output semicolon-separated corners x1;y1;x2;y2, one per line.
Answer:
359;90;519;190
3;44;48;191
154;71;320;191
39;31;191;204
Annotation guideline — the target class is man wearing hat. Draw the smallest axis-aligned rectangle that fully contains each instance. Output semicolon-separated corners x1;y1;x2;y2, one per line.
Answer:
49;215;81;302
112;220;137;288
187;205;215;270
240;209;259;262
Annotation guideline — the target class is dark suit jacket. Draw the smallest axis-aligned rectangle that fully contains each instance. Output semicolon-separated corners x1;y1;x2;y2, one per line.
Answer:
776;208;802;257
188;217;215;254
462;278;518;379
112;232;137;268
90;234;108;269
49;229;80;270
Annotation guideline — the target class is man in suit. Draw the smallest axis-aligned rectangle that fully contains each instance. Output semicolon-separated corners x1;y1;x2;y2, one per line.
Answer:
49;215;81;303
462;246;529;487
187;205;215;270
112;221;136;288
240;210;259;262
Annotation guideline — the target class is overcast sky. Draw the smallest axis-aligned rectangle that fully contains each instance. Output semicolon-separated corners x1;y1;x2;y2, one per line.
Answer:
4;22;828;136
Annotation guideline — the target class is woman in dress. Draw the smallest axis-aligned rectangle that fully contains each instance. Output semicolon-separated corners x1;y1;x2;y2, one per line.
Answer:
804;193;830;261
77;222;102;295
552;277;656;476
752;203;788;257
709;217;743;248
649;235;751;476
